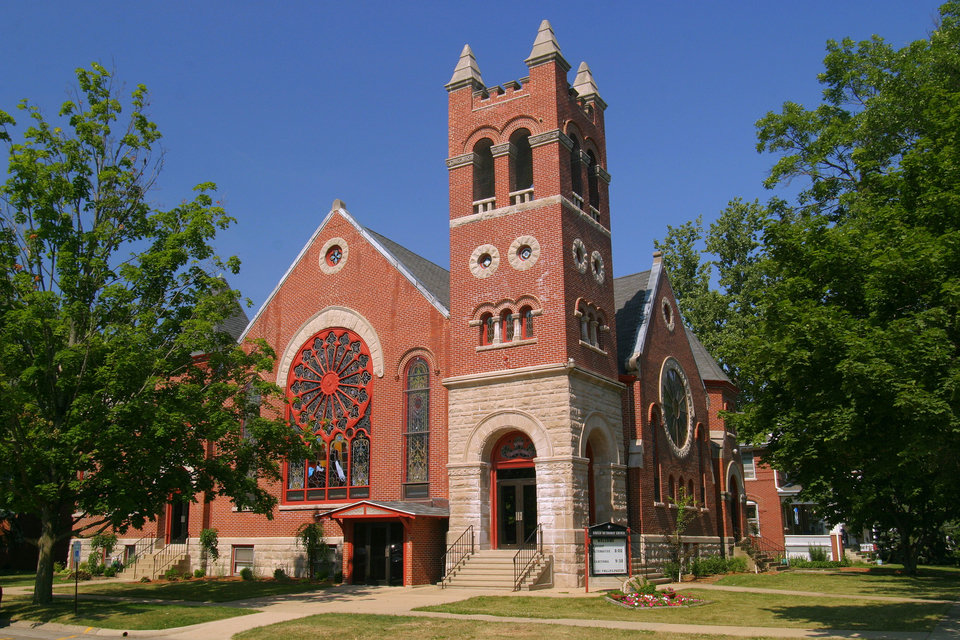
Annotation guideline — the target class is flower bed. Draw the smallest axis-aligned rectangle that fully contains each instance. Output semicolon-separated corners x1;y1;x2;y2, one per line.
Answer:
606;587;705;609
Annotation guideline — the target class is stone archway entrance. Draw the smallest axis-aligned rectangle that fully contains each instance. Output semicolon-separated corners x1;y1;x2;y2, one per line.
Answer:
491;431;537;549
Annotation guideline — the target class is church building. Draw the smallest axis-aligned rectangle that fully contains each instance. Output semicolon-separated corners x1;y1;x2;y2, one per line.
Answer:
81;21;747;589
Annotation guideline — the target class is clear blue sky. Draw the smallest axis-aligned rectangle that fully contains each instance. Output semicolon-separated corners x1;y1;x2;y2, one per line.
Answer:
1;1;946;311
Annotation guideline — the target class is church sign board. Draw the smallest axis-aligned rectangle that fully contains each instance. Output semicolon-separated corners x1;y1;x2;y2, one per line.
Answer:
588;522;629;576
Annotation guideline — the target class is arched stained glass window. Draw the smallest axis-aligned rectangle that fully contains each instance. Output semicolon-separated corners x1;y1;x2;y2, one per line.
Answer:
404;358;430;495
284;327;372;502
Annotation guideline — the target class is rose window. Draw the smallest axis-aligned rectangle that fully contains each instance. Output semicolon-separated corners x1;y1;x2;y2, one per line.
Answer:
285;327;373;502
290;329;372;434
661;361;691;452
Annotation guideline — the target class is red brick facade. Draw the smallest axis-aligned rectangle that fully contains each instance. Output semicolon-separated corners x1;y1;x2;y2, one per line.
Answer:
73;21;746;587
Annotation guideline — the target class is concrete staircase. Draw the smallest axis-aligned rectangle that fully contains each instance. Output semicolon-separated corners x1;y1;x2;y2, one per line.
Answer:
118;545;190;580
736;539;788;572
443;549;552;590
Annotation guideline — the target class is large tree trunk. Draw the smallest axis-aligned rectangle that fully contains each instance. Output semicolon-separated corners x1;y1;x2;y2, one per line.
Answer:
899;528;919;576
33;506;59;604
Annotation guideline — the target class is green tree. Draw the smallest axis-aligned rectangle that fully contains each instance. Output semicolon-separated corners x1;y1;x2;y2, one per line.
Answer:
654;198;771;388
733;3;960;573
0;64;304;603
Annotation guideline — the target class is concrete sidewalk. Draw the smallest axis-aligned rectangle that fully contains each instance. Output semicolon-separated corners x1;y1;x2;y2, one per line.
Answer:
2;582;958;639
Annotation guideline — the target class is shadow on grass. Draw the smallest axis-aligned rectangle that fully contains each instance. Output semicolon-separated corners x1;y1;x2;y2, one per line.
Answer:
762;599;951;632
817;566;960;600
61;579;412;607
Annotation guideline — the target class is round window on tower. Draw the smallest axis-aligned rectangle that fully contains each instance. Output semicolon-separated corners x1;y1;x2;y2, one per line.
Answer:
508;235;541;271
469;244;500;278
590;251;605;284
572;238;588;273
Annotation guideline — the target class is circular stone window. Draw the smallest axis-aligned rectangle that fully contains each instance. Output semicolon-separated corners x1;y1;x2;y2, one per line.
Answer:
661;359;693;455
661;297;676;332
319;237;349;274
572;238;588;273
508;235;541;271
590;251;605;284
469;244;500;278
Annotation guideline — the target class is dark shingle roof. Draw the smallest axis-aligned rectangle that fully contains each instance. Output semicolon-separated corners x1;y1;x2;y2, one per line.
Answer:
613;270;651;374
219;303;250;342
684;327;731;384
365;229;450;310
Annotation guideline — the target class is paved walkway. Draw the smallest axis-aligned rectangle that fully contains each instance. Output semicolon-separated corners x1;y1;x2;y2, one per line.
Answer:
2;582;958;639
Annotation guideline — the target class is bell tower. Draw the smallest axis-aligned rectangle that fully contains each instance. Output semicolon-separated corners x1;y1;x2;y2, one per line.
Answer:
444;22;627;588
445;20;617;378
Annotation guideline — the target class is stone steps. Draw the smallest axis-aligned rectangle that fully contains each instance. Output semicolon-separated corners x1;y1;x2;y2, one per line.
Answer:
443;549;551;590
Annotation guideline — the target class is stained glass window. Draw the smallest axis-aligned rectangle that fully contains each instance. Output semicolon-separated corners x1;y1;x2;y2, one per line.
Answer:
661;362;690;450
521;307;534;339
284;328;373;502
404;358;429;487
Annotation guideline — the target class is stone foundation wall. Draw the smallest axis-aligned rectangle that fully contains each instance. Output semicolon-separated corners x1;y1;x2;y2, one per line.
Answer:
632;534;725;570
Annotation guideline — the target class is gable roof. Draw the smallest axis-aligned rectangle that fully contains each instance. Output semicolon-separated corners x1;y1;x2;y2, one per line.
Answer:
365;229;450;309
685;326;731;385
613;270;651;375
614;267;730;387
218;302;250;342
238;203;449;342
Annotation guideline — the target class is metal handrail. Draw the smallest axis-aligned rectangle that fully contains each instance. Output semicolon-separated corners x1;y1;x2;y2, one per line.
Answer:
745;534;788;566
152;537;189;578
513;524;542;591
440;525;474;588
127;532;158;579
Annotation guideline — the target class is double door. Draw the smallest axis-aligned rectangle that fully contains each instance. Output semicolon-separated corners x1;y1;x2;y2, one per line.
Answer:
497;468;537;548
353;522;404;585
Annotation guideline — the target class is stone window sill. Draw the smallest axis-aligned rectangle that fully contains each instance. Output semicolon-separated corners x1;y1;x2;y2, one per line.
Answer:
579;340;607;355
477;338;537;352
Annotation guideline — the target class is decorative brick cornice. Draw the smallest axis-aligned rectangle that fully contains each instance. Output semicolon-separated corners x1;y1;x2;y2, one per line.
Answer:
446;152;477;170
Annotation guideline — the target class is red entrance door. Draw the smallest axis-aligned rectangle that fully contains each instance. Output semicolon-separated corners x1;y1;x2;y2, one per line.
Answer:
491;431;537;549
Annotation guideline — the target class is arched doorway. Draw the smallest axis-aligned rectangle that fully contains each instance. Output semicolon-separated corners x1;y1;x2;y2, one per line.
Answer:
491;431;537;548
729;477;742;541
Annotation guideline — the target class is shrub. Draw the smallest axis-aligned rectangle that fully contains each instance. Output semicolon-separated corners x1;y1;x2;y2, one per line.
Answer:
194;568;206;578
809;546;830;562
91;533;118;559
139;576;151;583
791;558;847;569
164;567;183;581
273;567;288;581
103;565;117;577
240;567;254;581
725;556;747;573
53;561;65;573
661;561;681;582
624;576;658;595
690;555;727;577
68;570;92;581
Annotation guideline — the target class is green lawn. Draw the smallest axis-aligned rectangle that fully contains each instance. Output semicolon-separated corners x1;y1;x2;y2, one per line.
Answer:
0;595;256;630
0;571;70;588
417;590;951;632
52;577;332;602
233;613;786;640
715;565;960;600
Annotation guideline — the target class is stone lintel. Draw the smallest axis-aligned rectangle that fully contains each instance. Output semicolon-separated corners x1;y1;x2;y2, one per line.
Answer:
446;152;477;169
490;141;515;158
529;128;573;151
